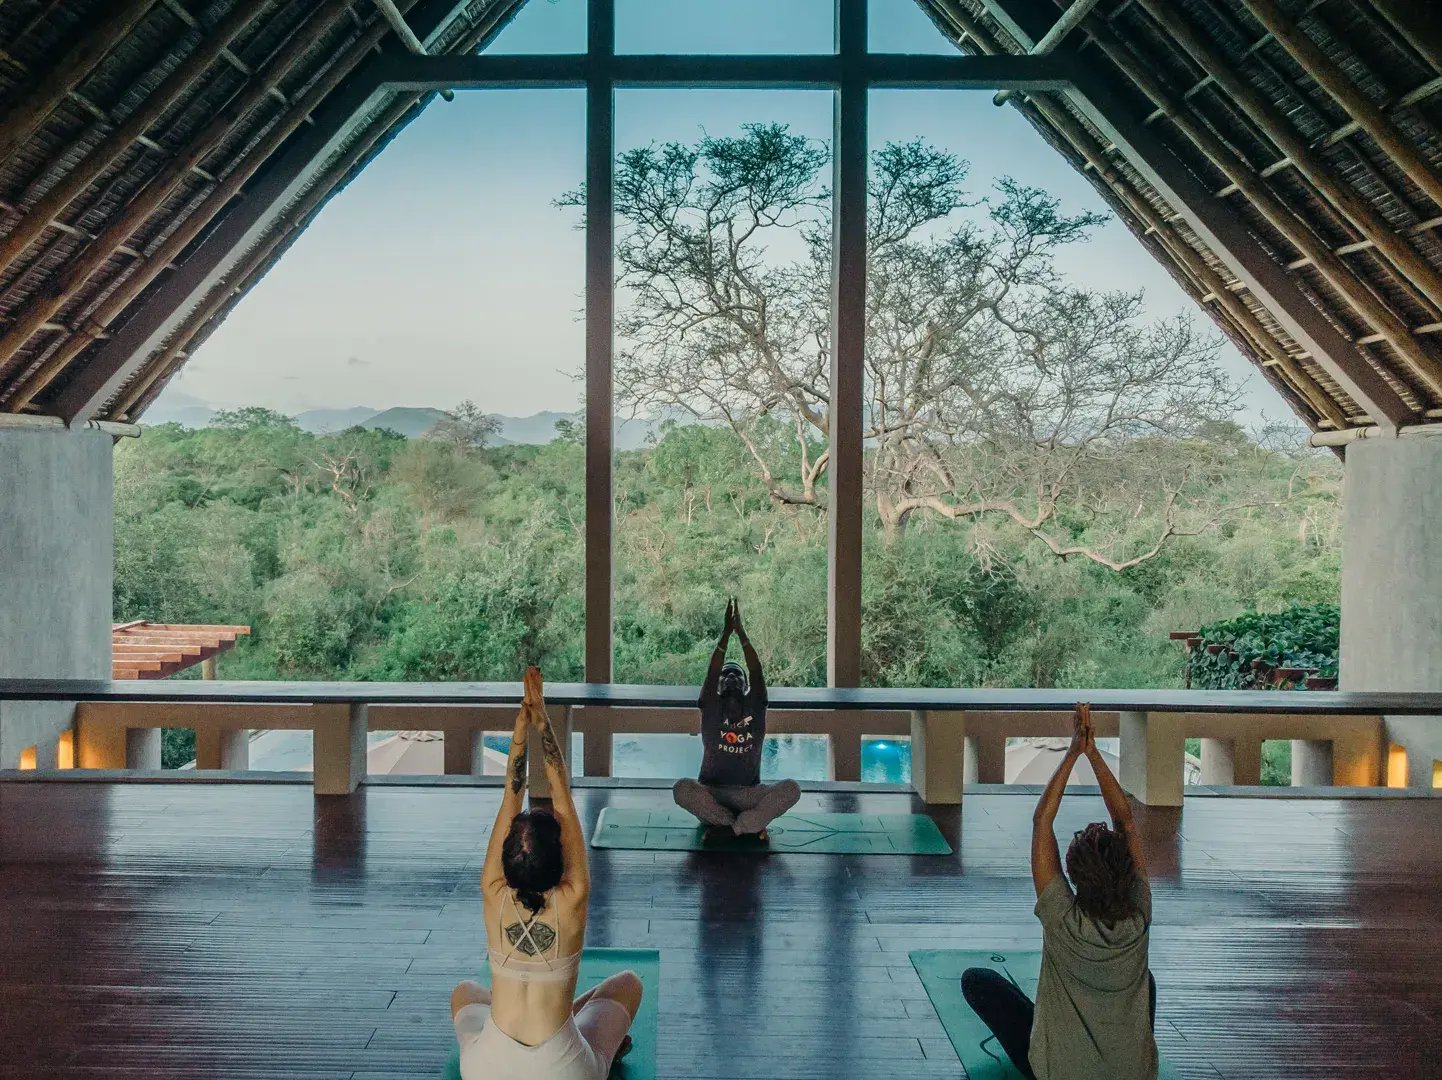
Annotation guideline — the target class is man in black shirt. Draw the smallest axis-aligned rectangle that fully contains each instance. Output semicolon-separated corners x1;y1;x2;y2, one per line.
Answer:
673;598;801;843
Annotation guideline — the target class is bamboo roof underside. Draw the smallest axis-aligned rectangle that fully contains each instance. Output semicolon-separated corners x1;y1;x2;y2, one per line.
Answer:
0;0;1439;433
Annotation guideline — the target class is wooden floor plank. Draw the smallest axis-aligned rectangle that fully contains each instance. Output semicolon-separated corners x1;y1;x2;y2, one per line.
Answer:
1;780;1439;1079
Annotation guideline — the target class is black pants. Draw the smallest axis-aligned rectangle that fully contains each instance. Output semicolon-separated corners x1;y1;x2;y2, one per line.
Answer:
959;967;1157;1080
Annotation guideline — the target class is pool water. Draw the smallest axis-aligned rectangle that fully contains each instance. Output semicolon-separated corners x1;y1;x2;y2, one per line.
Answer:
246;729;912;783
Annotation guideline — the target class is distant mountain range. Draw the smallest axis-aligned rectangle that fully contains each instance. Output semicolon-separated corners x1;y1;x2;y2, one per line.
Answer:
142;392;661;450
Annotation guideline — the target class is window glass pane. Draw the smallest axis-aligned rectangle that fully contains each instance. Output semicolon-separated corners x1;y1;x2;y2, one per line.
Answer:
485;0;587;54
611;90;833;690
860;89;1282;690
128;92;588;780
617;0;834;54
869;0;960;53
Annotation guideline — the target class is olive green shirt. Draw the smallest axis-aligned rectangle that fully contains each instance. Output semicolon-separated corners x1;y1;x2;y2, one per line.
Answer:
1029;875;1158;1080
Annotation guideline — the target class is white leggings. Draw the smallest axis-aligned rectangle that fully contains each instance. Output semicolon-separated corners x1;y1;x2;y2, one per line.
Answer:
455;998;632;1080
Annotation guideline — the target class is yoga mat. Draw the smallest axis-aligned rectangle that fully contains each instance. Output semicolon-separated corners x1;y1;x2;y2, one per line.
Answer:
441;947;659;1080
591;807;952;854
909;950;1180;1080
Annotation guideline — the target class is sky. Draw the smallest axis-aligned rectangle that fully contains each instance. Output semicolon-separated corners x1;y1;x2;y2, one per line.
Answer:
163;0;1274;421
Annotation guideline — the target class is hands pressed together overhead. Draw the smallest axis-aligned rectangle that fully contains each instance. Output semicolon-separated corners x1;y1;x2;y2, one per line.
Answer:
1068;702;1096;760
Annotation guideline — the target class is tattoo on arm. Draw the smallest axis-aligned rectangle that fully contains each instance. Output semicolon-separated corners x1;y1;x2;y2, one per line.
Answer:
538;718;564;773
510;743;527;793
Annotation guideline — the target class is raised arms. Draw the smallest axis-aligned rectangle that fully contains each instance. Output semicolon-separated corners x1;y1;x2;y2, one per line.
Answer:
731;598;766;704
700;598;736;703
482;691;532;895
1081;704;1148;882
1031;706;1090;898
526;667;590;899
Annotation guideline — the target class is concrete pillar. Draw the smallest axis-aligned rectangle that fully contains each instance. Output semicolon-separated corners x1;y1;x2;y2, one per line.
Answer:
1199;737;1236;785
910;710;965;805
126;728;160;770
443;727;485;776
828;729;862;782
0;429;113;769
1341;436;1442;793
314;703;367;795
1290;739;1333;786
1119;711;1185;807
964;732;1007;784
195;728;249;770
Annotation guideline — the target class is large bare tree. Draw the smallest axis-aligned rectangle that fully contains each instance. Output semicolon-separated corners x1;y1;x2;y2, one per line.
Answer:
583;124;1248;569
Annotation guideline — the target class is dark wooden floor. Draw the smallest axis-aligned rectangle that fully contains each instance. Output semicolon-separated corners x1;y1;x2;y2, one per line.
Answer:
1;781;1440;1079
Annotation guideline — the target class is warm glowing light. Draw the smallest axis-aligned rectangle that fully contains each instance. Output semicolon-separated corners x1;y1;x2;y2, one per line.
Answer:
1433;760;1441;791
1387;744;1409;788
57;730;75;769
17;745;38;770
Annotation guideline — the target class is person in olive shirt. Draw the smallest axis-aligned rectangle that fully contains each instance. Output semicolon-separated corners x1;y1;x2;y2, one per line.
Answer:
961;704;1159;1080
672;598;800;843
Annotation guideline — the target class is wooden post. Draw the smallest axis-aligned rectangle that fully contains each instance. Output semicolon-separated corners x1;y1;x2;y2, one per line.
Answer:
578;707;613;778
1118;711;1184;807
910;710;965;805
313;704;367;795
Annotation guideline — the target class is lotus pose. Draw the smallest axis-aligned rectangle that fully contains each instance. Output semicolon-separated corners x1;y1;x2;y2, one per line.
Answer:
673;598;800;843
962;704;1158;1080
452;667;641;1079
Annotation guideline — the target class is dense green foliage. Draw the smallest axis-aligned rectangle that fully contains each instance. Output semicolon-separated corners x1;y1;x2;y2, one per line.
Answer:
114;409;1341;699
1189;603;1340;690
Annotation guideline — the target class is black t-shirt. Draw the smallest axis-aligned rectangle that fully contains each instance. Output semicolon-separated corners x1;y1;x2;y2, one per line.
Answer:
697;691;767;787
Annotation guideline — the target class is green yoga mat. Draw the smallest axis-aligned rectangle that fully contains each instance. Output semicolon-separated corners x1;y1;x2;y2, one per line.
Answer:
441;948;659;1080
910;950;1179;1080
591;807;952;854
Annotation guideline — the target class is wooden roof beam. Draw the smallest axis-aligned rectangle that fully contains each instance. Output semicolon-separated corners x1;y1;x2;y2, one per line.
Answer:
0;1;271;280
1238;0;1442;212
372;0;455;100
0;0;158;165
970;0;1414;429
54;0;520;425
1136;0;1442;316
1370;0;1442;76
0;0;359;403
923;1;1345;429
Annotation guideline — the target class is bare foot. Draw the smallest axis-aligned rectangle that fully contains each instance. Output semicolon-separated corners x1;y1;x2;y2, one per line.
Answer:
615;1035;634;1061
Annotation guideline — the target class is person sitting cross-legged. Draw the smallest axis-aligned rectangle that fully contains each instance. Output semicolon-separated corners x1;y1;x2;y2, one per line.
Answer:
673;598;800;844
961;703;1159;1080
451;667;642;1080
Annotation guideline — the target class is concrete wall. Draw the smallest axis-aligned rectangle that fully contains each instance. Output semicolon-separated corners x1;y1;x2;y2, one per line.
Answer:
0;428;113;768
1341;435;1442;792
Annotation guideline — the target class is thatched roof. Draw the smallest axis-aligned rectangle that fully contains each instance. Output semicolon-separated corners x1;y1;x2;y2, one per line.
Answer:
0;0;1438;433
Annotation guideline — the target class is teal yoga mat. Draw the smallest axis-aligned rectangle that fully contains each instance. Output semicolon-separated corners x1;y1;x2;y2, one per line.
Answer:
909;950;1180;1080
591;807;952;854
441;947;659;1080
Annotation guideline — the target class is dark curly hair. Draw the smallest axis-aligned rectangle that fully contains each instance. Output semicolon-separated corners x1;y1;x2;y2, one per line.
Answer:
502;808;564;916
1065;821;1141;926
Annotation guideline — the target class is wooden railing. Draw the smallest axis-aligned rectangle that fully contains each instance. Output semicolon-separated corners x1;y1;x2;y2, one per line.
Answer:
2;679;1439;804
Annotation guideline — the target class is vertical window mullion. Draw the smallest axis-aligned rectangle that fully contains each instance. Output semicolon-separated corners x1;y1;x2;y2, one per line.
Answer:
828;0;867;690
585;0;616;695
